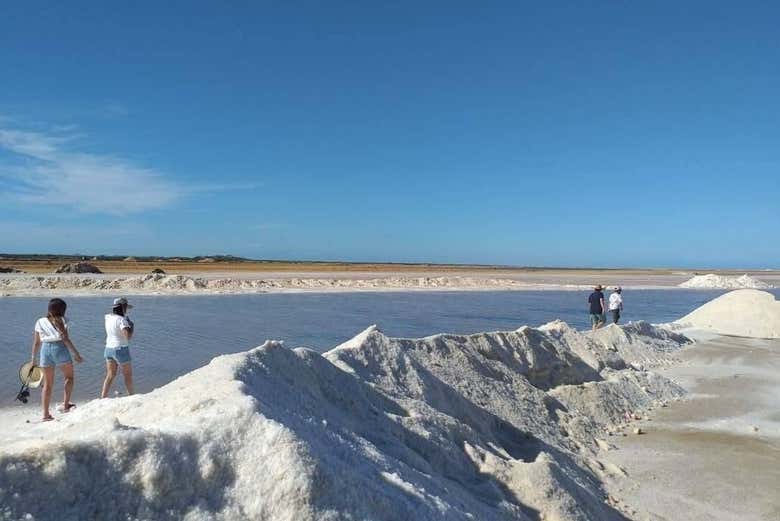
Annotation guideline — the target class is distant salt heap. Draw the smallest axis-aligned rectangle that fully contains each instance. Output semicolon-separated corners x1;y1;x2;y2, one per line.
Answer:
0;322;689;521
679;273;773;289
677;289;780;339
53;261;102;274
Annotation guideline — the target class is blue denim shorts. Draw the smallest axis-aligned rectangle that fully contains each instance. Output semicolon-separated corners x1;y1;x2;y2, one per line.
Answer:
104;345;131;365
39;341;72;367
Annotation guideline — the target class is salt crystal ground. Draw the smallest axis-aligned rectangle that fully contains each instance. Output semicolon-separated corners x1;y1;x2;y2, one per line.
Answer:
598;331;780;520
1;290;777;521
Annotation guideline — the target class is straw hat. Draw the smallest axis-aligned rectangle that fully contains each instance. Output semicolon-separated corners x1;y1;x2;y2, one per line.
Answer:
18;362;43;389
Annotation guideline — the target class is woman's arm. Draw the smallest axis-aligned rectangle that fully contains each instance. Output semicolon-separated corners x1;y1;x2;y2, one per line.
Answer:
122;316;134;342
61;329;83;363
30;331;41;365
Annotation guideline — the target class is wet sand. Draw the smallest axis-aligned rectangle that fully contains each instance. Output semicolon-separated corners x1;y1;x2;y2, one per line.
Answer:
604;334;780;521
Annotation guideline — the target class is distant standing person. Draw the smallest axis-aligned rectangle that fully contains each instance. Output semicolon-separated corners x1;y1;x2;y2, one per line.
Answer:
101;297;135;398
609;287;624;324
30;298;84;421
588;285;606;330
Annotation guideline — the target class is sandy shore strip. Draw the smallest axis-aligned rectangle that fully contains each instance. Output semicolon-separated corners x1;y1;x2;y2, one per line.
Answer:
600;332;780;520
2;269;778;296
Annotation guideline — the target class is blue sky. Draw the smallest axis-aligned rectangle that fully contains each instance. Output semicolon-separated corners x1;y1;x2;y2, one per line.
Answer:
1;2;778;268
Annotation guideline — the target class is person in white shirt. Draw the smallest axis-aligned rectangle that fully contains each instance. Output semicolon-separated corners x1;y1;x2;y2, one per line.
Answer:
30;298;84;421
101;297;136;398
608;287;624;324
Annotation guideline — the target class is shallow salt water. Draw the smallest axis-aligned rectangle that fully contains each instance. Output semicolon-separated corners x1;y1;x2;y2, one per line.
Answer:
2;289;775;406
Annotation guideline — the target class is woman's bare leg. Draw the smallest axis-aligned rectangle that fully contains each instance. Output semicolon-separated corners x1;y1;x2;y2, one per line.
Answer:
121;363;134;395
60;363;74;407
41;367;55;419
101;360;118;398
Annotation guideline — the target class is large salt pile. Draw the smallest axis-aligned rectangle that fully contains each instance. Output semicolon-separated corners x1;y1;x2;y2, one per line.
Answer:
676;289;780;339
678;273;773;289
0;323;688;521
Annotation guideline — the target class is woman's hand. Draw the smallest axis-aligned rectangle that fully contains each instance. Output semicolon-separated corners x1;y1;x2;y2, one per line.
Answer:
63;338;81;363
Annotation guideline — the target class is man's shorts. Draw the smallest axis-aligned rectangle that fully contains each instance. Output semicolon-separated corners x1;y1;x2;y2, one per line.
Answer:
39;341;72;367
104;345;132;365
590;313;605;326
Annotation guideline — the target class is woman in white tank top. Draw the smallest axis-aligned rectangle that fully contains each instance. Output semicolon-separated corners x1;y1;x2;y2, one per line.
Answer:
30;298;84;421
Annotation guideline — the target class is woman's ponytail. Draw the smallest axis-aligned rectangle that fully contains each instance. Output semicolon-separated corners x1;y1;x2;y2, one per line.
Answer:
47;298;68;336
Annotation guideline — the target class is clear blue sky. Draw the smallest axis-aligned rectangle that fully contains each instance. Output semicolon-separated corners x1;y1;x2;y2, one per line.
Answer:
1;2;778;268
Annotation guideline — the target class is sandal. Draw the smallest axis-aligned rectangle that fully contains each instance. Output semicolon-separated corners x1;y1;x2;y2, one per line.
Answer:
42;415;55;422
63;402;76;412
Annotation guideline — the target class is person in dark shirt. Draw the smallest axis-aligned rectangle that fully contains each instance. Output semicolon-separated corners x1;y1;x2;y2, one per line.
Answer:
588;285;606;330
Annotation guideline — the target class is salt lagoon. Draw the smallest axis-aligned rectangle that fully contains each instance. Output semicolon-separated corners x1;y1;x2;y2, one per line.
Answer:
0;289;744;403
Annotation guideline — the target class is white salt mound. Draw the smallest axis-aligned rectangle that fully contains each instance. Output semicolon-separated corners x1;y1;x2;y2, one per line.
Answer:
678;273;773;289
0;322;689;521
676;289;780;339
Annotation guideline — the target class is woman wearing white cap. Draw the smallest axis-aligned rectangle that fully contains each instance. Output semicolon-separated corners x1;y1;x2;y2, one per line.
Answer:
101;297;135;398
608;287;624;324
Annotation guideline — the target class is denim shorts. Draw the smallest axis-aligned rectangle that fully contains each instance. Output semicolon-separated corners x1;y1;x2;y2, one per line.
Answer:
590;313;605;325
39;341;72;367
104;345;132;365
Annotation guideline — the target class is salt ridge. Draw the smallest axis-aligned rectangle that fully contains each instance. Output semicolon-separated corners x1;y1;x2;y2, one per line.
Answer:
0;273;562;295
0;321;689;521
0;273;639;296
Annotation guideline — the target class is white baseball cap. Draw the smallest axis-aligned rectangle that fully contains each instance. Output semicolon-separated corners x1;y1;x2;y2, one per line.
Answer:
113;297;134;309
